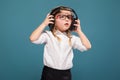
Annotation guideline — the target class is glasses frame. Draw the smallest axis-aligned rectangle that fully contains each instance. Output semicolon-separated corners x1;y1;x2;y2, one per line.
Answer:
55;14;74;20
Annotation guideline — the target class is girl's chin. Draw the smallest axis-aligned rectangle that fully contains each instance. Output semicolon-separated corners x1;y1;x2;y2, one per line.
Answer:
62;29;70;32
64;26;70;29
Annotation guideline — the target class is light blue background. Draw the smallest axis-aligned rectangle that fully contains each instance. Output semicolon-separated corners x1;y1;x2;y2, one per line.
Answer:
0;0;120;80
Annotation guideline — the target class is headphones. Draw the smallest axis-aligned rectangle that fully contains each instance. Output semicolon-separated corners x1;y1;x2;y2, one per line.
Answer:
49;6;78;31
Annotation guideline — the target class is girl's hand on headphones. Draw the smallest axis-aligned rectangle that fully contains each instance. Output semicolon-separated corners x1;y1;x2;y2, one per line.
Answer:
42;14;54;26
73;19;82;33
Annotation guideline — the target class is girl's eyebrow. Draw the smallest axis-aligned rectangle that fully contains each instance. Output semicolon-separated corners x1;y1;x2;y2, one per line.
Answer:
57;13;72;15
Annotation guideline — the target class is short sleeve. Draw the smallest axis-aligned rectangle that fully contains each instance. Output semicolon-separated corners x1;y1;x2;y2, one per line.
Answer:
32;31;48;44
72;35;87;52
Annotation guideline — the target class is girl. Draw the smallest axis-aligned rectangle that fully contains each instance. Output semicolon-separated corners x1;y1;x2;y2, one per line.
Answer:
30;6;91;80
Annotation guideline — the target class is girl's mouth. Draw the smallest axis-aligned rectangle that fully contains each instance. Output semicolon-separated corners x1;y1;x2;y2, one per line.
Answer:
64;23;69;26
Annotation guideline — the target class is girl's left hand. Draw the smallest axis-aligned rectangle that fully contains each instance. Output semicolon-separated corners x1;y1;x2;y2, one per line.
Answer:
73;19;82;32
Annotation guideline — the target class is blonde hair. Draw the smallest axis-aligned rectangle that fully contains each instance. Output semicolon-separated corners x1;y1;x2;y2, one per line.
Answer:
49;6;74;46
51;27;72;46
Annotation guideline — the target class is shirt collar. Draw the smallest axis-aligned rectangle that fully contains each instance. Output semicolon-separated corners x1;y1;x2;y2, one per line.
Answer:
55;30;66;35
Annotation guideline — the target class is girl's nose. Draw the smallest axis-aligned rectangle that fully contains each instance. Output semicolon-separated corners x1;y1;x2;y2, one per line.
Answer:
65;17;69;21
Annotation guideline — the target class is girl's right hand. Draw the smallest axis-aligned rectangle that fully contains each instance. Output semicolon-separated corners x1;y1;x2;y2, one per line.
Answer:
42;13;54;26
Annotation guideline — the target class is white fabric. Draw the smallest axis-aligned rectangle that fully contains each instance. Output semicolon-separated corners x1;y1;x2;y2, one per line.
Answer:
32;30;87;70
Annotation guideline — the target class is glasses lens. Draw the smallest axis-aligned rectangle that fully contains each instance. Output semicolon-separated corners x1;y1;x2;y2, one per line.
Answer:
56;14;73;20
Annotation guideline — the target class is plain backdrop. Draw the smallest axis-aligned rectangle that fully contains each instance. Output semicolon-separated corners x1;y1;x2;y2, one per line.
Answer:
0;0;120;80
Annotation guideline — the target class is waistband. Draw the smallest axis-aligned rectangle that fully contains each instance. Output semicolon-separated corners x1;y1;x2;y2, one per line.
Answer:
43;66;71;72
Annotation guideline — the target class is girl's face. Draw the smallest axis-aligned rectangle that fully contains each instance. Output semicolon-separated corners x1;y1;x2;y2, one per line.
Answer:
54;10;73;32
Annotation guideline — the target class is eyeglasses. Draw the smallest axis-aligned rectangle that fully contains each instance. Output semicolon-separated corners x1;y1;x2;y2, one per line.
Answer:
56;14;73;20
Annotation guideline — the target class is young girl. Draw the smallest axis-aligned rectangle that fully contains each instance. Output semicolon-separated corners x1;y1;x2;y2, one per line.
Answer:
30;6;91;80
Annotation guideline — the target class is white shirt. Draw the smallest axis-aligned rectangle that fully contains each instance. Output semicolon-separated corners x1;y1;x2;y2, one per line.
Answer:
32;30;87;70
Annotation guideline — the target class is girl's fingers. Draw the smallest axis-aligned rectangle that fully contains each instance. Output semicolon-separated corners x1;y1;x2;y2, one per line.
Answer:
48;15;54;19
49;18;54;24
49;21;54;24
75;19;80;24
49;18;54;21
43;13;54;25
48;15;54;23
73;24;78;27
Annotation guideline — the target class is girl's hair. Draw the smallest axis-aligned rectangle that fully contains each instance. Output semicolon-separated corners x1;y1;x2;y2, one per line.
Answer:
49;6;75;31
49;6;74;45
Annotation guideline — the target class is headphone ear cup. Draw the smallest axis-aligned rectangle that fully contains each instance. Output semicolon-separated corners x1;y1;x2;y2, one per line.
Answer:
48;12;55;30
48;19;54;26
70;18;77;31
49;20;54;31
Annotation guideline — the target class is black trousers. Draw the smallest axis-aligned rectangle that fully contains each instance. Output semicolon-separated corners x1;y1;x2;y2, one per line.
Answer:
41;66;72;80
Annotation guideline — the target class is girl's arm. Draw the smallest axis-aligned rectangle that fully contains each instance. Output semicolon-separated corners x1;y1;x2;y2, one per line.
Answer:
74;19;92;50
29;14;54;42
